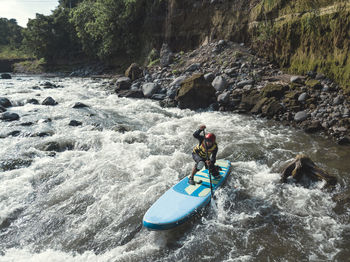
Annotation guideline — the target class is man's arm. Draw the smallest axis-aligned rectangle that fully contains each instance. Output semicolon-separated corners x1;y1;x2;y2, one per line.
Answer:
210;146;218;163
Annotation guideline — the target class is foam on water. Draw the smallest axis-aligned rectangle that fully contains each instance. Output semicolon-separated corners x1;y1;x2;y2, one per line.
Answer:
0;76;349;261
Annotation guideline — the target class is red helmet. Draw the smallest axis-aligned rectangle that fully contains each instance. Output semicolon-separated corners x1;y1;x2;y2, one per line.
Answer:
205;133;216;143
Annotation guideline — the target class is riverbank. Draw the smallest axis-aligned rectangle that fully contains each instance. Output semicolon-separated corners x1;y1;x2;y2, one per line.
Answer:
113;41;350;145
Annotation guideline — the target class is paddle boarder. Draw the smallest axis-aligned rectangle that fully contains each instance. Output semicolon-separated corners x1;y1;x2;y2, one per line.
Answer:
189;125;219;185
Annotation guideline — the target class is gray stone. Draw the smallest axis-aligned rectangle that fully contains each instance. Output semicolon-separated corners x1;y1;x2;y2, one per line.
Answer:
142;83;160;98
236;79;254;88
333;95;344;106
27;99;39;105
1;112;20;121
151;94;167;100
217;91;230;104
212;76;227;91
170;76;187;87
42;97;58;106
294;111;308;122
69;120;82;126
0;106;6;113
118;90;144;98
0;97;12;108
298;92;308;102
73;102;89;108
130;83;140;91
290;76;304;84
186;63;201;72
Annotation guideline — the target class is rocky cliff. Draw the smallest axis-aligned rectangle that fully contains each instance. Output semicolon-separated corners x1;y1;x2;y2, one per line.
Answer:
159;0;350;95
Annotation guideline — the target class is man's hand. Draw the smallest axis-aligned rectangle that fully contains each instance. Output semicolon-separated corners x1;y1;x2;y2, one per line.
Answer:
199;125;206;130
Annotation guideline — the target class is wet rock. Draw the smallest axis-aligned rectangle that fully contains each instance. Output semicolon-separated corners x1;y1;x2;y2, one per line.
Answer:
0;106;6;113
170;76;187;87
41;82;57;89
30;131;54;137
281;154;337;189
37;141;74;152
175;74;216;110
73;102;89;108
1;73;11;79
337;136;350;145
20;122;34;126
159;98;177;108
212;76;227;91
1;112;20;121
0;158;32;171
42;97;58;106
125;63;142;81
160;43;174;67
112;125;132;133
115;77;131;91
142;83;160;98
0;97;12;108
118;90;144;98
294;111;308;122
27;99;39;105
69;120;82;126
7;130;21;137
303;120;323;133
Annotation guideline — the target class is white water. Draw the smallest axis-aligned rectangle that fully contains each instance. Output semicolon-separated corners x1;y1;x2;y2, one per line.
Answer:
0;76;349;261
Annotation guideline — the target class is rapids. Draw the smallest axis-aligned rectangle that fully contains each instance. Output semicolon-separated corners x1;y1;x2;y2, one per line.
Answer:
0;76;349;262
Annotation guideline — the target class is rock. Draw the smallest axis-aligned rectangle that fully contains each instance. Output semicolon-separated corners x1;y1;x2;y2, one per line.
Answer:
236;79;254;88
112;125;132;133
186;63;201;72
118;90;144;98
217;91;230;104
125;63;143;81
73;102;89;108
303;120;323;133
151;94;167;100
337;136;350;145
37;141;74;152
41;82;57;89
305;79;322;90
294;111;308;122
290;76;304;84
27;99;39;105
0;106;6;113
69;120;82;126
298;92;308;102
115;77;131;91
7;130;21;137
251;97;269;114
333;95;344;106
142;83;160;98
20;122;34;126
1;73;11;79
159;98;177;108
170;76;187;87
306;71;317;79
315;73;326;80
42;97;58;106
1;112;20;121
261;98;284;118
175;74;216;110
204;73;215;83
262;84;288;99
0;97;12;108
212;76;227;92
280;154;337;189
160;43;174;67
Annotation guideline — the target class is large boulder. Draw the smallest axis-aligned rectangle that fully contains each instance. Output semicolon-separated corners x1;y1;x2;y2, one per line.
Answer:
42;97;58;106
261;84;288;99
125;63;143;81
1;112;20;121
115;77;131;91
175;74;216;110
160;43;174;67
281;154;337;190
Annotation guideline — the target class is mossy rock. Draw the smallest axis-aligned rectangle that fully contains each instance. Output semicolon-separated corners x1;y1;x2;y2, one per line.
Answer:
261;97;284;118
305;80;322;90
240;90;262;111
261;84;288;99
251;97;269;114
175;74;216;110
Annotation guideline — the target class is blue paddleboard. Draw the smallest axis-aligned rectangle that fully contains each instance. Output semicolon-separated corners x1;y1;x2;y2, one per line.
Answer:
143;159;231;230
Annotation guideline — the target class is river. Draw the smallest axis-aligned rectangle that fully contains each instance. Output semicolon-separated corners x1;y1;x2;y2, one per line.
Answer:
0;75;349;262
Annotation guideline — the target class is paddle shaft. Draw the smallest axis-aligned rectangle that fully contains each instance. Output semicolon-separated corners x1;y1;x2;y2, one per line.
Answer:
203;129;214;198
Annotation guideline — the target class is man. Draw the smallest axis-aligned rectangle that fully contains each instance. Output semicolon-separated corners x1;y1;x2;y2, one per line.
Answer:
189;124;218;185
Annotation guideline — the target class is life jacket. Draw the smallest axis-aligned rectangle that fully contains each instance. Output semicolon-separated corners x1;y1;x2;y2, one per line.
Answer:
193;141;217;159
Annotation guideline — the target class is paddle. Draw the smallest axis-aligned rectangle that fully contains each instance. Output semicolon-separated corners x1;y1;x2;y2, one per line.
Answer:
203;128;214;199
